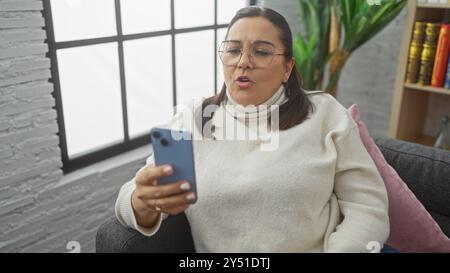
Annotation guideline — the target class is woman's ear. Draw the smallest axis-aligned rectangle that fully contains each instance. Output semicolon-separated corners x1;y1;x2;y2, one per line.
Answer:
284;57;295;82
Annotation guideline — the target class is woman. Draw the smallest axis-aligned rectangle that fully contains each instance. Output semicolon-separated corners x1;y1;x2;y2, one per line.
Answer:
115;6;389;253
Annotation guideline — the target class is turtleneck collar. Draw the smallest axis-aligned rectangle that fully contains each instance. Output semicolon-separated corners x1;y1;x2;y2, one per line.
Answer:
223;85;287;121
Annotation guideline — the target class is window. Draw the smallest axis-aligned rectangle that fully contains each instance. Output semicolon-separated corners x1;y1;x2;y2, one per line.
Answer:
44;0;254;173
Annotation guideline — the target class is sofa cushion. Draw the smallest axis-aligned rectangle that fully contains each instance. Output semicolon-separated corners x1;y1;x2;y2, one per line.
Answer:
374;137;450;231
348;104;450;253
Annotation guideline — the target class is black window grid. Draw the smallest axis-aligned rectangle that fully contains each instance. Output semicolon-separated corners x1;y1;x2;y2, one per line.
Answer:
43;0;256;174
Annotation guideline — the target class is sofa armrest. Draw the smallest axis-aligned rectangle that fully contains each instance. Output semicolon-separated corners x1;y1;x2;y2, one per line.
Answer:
96;213;195;253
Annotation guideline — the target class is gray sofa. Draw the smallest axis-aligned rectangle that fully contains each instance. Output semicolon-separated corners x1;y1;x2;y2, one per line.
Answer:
96;136;450;253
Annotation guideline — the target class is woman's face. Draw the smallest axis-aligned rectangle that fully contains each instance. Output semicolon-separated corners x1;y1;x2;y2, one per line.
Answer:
222;17;294;106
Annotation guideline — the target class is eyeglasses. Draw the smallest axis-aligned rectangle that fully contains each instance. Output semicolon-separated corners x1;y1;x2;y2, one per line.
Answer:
218;40;285;68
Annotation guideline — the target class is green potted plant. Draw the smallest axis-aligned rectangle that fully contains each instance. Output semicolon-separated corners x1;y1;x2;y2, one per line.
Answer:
294;0;406;97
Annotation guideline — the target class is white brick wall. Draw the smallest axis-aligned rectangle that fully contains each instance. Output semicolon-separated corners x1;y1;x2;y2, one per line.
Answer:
0;0;150;253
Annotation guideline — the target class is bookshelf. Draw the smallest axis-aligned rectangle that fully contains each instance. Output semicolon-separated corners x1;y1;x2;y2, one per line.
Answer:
389;0;450;147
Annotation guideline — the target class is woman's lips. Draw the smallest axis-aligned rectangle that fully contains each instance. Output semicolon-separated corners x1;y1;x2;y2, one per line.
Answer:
236;76;252;89
236;80;252;89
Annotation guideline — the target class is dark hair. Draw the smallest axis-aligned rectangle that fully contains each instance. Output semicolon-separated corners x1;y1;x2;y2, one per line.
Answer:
196;6;313;136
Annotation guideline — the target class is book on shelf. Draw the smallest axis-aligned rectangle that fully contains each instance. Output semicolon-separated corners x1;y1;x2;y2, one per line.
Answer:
406;22;426;84
405;20;450;91
444;55;450;88
431;24;450;87
418;23;440;86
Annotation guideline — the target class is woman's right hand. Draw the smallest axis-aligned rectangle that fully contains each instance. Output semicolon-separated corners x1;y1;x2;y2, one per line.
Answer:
131;164;196;228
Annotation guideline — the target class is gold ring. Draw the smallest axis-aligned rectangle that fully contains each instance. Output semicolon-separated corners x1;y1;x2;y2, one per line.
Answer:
152;199;161;213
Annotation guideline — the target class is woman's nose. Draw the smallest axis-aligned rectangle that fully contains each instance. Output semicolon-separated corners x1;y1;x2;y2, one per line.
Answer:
237;50;253;69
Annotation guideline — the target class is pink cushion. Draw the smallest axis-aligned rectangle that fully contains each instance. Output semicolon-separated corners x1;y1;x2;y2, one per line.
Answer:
348;104;450;253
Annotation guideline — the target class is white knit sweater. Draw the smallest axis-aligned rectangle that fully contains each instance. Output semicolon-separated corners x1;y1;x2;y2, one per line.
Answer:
115;88;390;253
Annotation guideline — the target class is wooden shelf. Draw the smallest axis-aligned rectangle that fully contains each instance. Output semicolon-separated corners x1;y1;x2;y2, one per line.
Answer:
417;3;450;9
389;1;450;149
404;83;450;95
411;134;435;146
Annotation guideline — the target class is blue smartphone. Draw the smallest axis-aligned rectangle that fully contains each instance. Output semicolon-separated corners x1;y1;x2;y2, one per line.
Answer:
149;127;197;201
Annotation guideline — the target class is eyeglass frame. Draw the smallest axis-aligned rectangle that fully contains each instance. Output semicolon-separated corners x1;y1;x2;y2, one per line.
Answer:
218;40;286;68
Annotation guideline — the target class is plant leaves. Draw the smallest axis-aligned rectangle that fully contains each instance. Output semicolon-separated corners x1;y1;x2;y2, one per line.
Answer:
295;0;406;94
